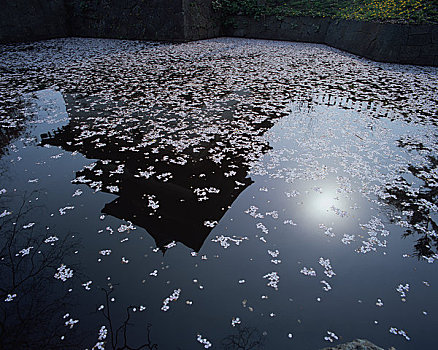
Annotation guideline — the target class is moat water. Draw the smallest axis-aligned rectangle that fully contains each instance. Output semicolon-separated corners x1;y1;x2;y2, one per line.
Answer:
0;38;437;349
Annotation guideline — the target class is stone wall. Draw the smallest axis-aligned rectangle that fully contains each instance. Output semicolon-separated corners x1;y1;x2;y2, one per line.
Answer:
66;0;186;41
223;16;438;66
183;0;221;41
0;0;219;43
0;1;437;66
0;0;68;43
223;16;329;43
325;19;438;66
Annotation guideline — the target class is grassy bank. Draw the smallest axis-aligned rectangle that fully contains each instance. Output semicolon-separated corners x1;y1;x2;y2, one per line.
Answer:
212;0;438;24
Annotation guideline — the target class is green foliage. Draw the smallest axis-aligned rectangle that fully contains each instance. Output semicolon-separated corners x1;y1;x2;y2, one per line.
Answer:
339;0;438;24
213;0;438;24
213;0;266;18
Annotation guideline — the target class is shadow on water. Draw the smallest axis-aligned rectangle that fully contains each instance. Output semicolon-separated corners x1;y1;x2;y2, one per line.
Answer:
37;87;438;262
40;93;283;254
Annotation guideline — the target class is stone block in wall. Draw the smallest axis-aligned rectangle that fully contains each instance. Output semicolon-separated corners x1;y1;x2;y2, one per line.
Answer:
67;0;186;41
399;42;437;66
399;46;421;61
407;33;432;46
432;27;438;44
283;17;328;43
420;43;438;57
409;25;434;35
326;20;379;58
0;0;68;43
371;23;408;62
224;16;328;43
411;55;435;66
183;0;221;41
326;20;379;55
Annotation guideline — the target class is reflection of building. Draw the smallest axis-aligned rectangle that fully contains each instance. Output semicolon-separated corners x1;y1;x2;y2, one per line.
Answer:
41;94;279;253
1;89;68;155
92;153;252;253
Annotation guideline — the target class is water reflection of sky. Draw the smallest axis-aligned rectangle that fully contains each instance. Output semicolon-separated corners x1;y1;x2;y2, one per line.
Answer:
0;38;437;350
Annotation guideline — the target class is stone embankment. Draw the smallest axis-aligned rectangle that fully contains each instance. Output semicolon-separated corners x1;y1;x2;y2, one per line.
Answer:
0;1;436;65
0;0;219;43
224;15;438;66
0;0;68;43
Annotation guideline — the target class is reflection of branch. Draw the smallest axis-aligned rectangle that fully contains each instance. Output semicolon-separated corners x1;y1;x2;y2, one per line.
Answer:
384;156;438;260
99;287;158;350
0;107;28;157
221;326;264;350
0;191;81;349
0;191;72;299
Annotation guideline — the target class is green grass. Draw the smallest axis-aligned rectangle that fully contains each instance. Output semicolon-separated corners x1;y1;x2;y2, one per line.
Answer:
212;0;438;24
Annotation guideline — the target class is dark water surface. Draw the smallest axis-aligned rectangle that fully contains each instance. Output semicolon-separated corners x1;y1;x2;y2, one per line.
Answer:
0;38;437;349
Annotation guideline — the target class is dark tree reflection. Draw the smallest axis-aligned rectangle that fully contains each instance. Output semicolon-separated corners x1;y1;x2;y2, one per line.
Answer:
0;191;81;349
92;287;158;350
221;326;265;350
0;108;28;157
384;153;438;260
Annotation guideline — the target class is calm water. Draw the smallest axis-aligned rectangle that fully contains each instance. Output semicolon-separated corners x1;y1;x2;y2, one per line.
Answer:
0;38;437;350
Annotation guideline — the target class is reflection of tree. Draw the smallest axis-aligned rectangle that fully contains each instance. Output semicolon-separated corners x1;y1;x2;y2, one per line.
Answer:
384;155;438;260
0;107;26;157
0;191;81;349
221;326;265;350
94;287;158;350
